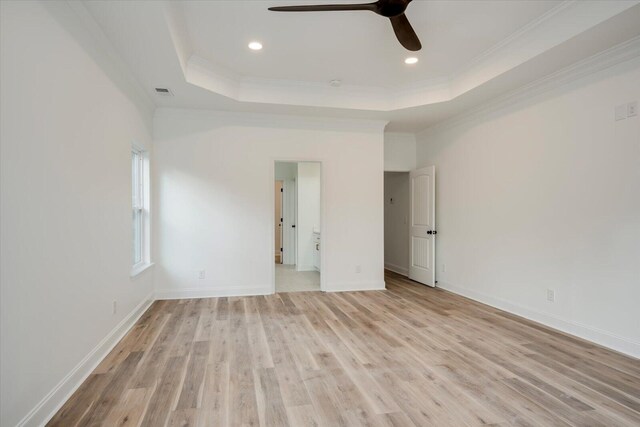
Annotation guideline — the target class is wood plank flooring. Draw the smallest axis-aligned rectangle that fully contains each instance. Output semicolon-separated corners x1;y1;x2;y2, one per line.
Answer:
48;271;640;426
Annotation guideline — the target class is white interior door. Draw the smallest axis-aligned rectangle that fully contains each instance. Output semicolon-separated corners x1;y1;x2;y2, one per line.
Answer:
279;194;284;262
275;181;283;263
282;179;297;265
409;166;436;286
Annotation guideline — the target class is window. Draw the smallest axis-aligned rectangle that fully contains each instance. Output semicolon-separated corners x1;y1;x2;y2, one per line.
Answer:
131;147;147;270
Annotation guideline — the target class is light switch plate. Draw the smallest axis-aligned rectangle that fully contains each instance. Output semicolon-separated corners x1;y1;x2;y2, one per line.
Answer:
615;104;627;121
628;101;638;117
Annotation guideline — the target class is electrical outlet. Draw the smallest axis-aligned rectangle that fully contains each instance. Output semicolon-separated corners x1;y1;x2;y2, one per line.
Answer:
198;270;206;280
628;101;638;117
442;263;446;272
112;301;117;315
546;289;555;302
355;265;361;274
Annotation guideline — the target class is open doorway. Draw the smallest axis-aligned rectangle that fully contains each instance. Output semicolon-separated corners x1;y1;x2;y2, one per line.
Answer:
384;172;411;277
384;167;436;286
274;161;321;292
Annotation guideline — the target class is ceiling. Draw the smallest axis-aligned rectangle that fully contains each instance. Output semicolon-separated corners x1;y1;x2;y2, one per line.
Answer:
183;1;561;88
80;0;640;131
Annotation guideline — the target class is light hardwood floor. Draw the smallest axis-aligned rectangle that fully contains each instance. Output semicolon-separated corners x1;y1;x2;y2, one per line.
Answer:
48;271;640;426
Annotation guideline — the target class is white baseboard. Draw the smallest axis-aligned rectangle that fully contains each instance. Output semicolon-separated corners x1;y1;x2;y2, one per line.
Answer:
18;292;155;427
384;263;409;276
437;281;640;359
155;286;272;300
324;281;386;292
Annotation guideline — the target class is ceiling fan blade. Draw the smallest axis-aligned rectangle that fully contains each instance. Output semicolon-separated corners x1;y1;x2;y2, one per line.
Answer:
269;3;377;12
389;13;421;51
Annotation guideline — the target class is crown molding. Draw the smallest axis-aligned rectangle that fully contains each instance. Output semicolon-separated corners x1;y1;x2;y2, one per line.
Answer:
154;107;389;133
173;1;639;113
459;1;576;74
419;36;640;136
450;0;639;98
186;54;391;111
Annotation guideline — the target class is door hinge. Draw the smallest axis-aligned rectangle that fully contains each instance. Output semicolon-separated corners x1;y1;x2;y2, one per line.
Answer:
280;188;283;192
280;247;283;252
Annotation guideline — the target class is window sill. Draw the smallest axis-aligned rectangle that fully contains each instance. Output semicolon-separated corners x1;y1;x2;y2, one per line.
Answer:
130;262;154;278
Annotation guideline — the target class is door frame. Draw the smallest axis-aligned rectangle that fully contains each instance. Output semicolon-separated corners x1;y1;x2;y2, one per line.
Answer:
271;159;326;294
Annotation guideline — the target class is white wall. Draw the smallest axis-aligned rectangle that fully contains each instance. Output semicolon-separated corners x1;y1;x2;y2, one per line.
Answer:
416;56;640;357
297;162;321;271
0;2;155;426
153;109;386;297
384;172;410;275
384;132;416;171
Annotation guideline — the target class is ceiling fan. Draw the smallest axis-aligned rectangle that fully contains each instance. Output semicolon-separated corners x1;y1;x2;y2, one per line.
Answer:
268;0;422;51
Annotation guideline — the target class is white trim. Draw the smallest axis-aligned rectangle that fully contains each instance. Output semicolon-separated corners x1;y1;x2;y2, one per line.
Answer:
131;145;152;271
271;159;327;294
154;108;388;133
130;262;154;278
421;36;640;135
437;281;640;359
17;292;155;427
155;286;272;300
178;1;639;112
323;281;386;292
384;263;409;277
458;0;574;73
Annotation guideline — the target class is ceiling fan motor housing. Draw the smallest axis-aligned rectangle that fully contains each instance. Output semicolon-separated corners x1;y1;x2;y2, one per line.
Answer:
376;0;412;17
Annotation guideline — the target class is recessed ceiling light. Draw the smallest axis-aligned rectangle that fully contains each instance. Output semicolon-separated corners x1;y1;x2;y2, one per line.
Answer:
404;57;418;65
248;41;263;51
